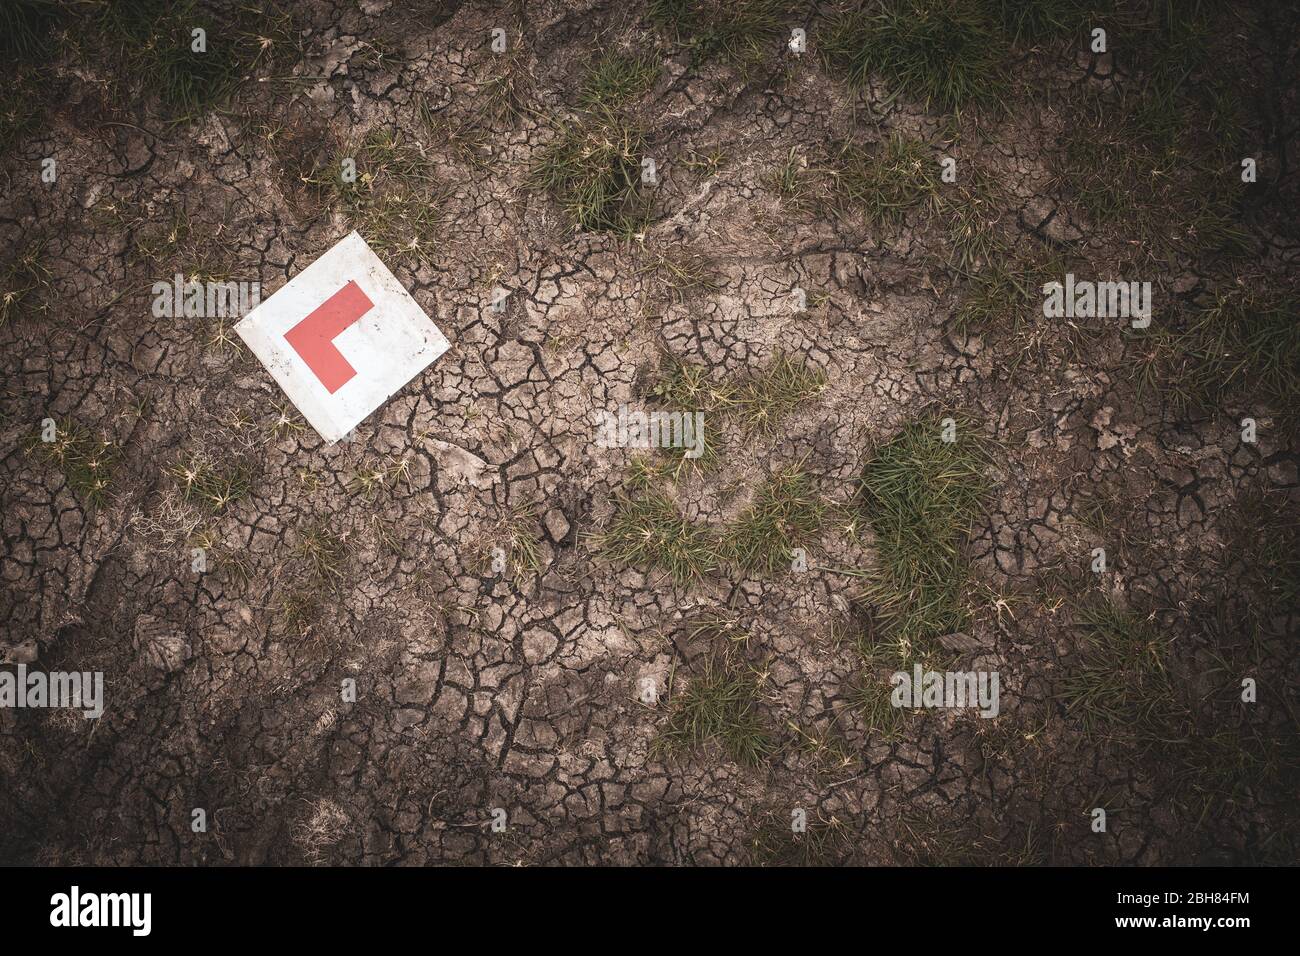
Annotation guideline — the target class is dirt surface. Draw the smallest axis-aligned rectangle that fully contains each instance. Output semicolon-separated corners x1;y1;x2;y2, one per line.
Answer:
1;0;1297;865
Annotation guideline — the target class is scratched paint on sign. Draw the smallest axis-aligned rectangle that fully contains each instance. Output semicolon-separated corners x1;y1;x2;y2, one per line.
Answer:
235;232;450;444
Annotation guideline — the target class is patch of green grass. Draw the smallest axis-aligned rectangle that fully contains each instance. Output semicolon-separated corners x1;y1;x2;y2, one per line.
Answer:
857;415;991;650
347;464;390;499
1052;42;1253;261
599;486;722;583
530;106;652;236
652;356;730;412
128;207;194;268
787;718;858;770
473;35;531;123
853;669;904;738
823;0;1007;112
580;51;659;110
989;0;1105;43
24;418;118;508
1130;286;1299;429
782;135;1017;271
660;424;719;476
95;0;299;122
1120;1;1217;95
1057;601;1174;735
281;587;322;636
8;2;300;138
189;527;253;587
749;811;856;865
826;134;939;224
623;455;678;493
892;807;983;864
0;240;52;326
845;596;958;687
350;38;399;75
938;171;1010;271
647;0;790;68
894;805;1049;865
603;457;831;580
638;247;721;303
647;355;727;474
684;144;728;178
422;35;530;168
1167;727;1297;836
0;0;63;63
492;502;544;580
167;456;252;512
1231;490;1300;617
951;248;1059;336
1055;91;1183;225
724;466;824;575
296;523;346;584
678;610;750;648
951;259;1030;336
0;69;46;157
656;648;774;766
731;351;826;435
1147;288;1300;425
528;49;659;235
1178;190;1254;260
770;146;811;205
310;127;447;264
599;354;828;578
635;352;827;475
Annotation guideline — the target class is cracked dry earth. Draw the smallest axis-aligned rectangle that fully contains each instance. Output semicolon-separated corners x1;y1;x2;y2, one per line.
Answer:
1;0;1297;866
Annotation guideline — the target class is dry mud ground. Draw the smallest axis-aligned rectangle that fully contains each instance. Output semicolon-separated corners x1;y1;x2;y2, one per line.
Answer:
1;0;1297;865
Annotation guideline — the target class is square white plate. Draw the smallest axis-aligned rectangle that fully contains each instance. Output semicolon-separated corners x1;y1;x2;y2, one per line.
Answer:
235;232;449;443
